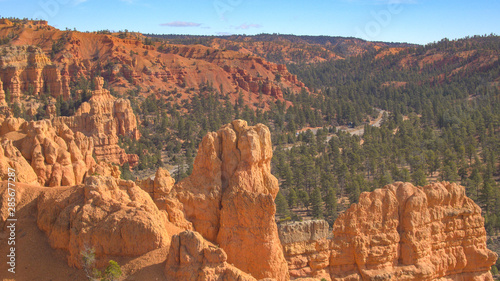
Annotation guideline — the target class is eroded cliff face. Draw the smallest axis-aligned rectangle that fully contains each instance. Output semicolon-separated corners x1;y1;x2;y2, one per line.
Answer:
53;76;139;166
0;22;309;111
279;220;331;280
0;45;70;101
161;120;289;281
0;117;95;186
330;182;497;281
0;75;139;186
165;230;257;281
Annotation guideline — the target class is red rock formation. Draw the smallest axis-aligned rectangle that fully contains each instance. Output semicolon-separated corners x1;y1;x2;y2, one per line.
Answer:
279;220;331;280
162;130;224;241
216;121;289;281
0;118;95;186
0;138;39;184
330;182;497;281
165;230;257;281
0;24;310;111
37;176;170;268
0;19;13;26
137;167;176;201
53;76;139;166
162;120;289;281
0;45;70;100
0;77;6;105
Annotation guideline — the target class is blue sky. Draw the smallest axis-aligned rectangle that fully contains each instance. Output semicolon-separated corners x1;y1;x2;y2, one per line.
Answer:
0;0;499;45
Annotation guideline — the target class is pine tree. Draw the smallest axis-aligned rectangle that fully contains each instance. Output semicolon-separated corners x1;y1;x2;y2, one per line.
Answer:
311;186;323;219
411;168;428;186
348;180;361;204
481;181;495;214
298;189;309;209
275;191;290;218
103;260;122;281
287;188;298;209
324;186;337;223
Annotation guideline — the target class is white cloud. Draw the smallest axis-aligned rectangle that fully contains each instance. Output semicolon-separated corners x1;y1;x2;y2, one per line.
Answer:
160;21;202;27
236;23;262;30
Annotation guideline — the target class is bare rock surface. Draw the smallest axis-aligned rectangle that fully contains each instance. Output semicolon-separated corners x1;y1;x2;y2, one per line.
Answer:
279;220;331;280
53;76;139;166
0;45;70;101
162;120;289;281
37;175;170;267
330;182;497;281
165;230;257;281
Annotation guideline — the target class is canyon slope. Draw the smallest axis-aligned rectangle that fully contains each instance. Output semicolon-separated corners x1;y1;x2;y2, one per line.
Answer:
150;34;415;64
0;19;306;109
0;120;496;280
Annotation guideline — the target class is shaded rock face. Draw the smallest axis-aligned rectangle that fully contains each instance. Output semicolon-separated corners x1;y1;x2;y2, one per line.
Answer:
53;76;139;166
137;167;176;201
165;230;257;281
278;220;331;280
163;120;289;281
0;118;95;186
0;45;70;101
37;176;170;267
330;182;497;281
0;138;38;184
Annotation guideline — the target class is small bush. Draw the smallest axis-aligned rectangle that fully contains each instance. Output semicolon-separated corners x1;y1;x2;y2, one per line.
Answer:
81;247;122;281
491;265;499;276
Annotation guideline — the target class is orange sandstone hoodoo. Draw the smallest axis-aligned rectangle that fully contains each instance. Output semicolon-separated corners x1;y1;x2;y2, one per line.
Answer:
161;120;290;281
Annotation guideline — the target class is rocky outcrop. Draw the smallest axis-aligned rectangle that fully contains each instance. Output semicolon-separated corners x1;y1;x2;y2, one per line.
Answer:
0;45;70;101
0;118;95;186
330;182;497;281
163;120;289;281
216;120;289;281
37;176;170;267
0;138;39;184
53;76;139;166
279;220;331;280
137;167;176;201
165;230;257;281
0;77;6;105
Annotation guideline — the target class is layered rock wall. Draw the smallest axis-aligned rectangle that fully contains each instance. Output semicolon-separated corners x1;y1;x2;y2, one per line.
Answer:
0;45;70;101
279;220;331;280
330;182;497;281
53;76;139;166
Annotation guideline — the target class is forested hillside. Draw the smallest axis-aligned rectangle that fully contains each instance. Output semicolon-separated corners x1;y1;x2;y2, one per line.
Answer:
125;35;500;236
148;33;415;64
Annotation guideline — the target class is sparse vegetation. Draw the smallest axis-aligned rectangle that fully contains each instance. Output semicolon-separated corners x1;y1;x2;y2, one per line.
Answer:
81;247;122;281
